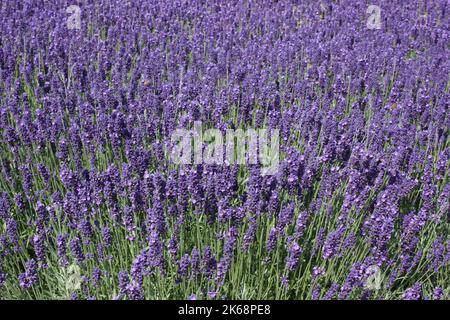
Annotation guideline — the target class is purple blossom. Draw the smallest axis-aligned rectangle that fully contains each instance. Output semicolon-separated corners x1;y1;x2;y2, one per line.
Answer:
0;0;448;301
18;259;38;289
286;242;302;271
70;236;85;264
433;288;444;300
403;283;422;300
312;266;326;279
0;270;6;287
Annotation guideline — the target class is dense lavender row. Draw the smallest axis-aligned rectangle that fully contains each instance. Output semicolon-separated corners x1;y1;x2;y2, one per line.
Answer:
0;0;449;300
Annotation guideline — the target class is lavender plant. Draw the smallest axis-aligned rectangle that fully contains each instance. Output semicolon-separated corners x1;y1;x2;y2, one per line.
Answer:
0;0;448;300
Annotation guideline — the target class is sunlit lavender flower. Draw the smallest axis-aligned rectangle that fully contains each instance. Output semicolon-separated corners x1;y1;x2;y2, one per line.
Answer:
57;234;68;266
312;285;321;300
312;266;326;279
0;270;6;287
102;227;112;247
18;259;38;289
433;287;444;300
92;268;102;288
188;294;197;300
280;276;289;289
266;228;278;253
323;283;340;300
191;248;200;277
0;0;448;301
202;246;217;279
70;236;85;263
126;280;144;300
403;283;422;300
286;242;302;271
118;271;129;296
178;254;190;278
216;227;238;284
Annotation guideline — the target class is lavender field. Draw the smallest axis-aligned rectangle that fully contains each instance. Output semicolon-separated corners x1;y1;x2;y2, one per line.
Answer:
0;0;449;300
